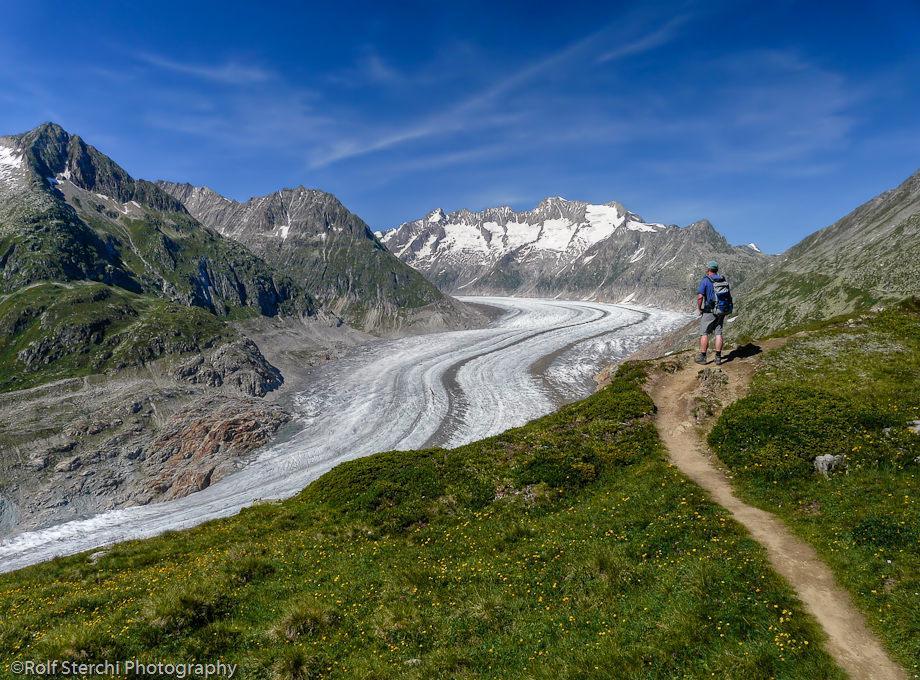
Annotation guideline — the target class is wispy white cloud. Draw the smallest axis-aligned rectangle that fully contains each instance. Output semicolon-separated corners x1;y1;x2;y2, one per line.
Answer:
359;52;401;85
308;8;697;170
327;49;404;88
308;26;609;168
597;15;689;63
108;10;877;208
356;145;517;190
134;52;274;85
628;48;866;180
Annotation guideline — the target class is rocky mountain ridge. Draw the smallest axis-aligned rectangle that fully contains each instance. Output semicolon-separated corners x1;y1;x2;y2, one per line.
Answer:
157;181;481;334
379;198;769;309
1;124;310;319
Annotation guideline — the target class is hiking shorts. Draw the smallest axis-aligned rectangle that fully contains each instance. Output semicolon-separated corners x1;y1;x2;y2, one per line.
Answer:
700;312;725;336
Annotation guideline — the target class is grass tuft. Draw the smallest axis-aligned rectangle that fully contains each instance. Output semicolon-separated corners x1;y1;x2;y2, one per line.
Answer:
272;602;340;643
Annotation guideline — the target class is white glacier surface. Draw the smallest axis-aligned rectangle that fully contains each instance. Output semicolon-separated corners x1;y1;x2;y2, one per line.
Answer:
0;297;686;573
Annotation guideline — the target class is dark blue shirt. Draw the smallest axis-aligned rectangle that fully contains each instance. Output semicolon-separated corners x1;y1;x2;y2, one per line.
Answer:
698;276;715;305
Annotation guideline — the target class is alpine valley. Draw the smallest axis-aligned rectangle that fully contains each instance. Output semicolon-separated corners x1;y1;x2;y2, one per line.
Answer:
0;123;480;533
2;125;919;680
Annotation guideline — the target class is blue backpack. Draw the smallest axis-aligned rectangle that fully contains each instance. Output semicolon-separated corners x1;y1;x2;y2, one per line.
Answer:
707;274;733;315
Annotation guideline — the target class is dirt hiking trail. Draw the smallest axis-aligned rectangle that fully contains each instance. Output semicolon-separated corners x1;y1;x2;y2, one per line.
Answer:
646;343;906;680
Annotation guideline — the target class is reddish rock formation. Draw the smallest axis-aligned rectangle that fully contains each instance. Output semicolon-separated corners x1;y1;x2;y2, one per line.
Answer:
147;396;291;500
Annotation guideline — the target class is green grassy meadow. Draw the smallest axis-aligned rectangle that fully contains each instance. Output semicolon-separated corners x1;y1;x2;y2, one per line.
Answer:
0;365;841;678
0;282;233;392
710;300;920;673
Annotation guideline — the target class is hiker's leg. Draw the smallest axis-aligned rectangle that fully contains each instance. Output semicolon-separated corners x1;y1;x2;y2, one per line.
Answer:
698;314;714;362
713;316;725;355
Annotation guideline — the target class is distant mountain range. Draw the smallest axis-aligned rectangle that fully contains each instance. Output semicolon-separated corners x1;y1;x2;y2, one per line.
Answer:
156;182;475;333
378;199;768;309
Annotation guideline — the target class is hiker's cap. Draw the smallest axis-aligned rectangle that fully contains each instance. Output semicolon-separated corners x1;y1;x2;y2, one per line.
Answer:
707;259;719;271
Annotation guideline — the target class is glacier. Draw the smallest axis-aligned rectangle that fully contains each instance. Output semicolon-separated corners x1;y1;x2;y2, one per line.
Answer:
0;297;686;573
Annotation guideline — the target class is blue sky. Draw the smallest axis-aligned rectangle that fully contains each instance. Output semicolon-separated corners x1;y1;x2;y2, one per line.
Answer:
1;1;918;252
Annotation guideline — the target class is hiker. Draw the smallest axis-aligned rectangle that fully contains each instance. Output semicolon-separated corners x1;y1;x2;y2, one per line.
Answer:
695;259;733;366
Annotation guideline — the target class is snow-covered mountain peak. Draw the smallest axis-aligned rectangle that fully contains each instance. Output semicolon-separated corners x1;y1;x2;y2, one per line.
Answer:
380;197;674;264
379;196;769;309
535;195;569;208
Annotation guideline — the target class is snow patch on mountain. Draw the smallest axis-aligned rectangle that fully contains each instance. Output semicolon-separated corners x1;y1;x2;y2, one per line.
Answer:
746;243;761;252
628;246;646;263
0;145;21;171
538;218;577;251
584;203;623;229
415;233;440;259
580;205;623;243
626;219;662;233
0;144;24;189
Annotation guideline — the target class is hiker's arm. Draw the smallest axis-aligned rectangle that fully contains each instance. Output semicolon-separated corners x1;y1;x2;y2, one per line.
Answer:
696;293;704;313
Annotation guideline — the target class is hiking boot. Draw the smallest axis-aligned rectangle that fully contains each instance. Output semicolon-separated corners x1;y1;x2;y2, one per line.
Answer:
694;352;707;365
715;354;726;366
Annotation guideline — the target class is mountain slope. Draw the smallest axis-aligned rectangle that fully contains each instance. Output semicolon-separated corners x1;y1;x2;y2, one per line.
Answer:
157;182;478;333
730;169;920;338
379;198;769;309
0;123;319;394
710;299;920;670
0;124;313;318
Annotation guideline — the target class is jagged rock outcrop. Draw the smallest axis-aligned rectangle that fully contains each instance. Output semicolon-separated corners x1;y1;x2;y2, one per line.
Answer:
145;396;291;500
173;338;283;397
379;198;769;310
